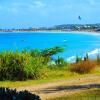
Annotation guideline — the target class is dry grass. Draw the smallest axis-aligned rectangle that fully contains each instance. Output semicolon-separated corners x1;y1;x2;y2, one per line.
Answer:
70;60;96;74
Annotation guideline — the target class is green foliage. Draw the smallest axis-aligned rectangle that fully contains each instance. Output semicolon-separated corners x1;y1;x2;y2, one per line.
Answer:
55;56;66;66
41;46;64;57
0;87;41;100
24;56;46;79
0;51;29;80
0;51;46;80
30;49;41;57
86;53;89;60
0;46;65;81
76;55;82;63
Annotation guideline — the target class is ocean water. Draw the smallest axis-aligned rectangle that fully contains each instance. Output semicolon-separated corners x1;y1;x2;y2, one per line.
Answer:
0;32;100;62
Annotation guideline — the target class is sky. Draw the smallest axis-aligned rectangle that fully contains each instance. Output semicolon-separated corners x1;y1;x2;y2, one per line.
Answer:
0;0;100;28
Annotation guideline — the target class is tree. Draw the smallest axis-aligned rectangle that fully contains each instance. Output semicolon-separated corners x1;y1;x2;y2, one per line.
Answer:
76;55;82;63
97;54;100;65
84;53;89;61
55;56;65;66
41;46;64;57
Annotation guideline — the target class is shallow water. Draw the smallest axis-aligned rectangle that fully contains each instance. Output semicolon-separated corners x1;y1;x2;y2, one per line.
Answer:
0;32;100;62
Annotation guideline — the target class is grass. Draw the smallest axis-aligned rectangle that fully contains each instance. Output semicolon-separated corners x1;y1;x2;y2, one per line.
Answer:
0;67;100;88
0;48;99;88
70;60;96;74
49;88;100;100
91;67;100;75
0;70;78;88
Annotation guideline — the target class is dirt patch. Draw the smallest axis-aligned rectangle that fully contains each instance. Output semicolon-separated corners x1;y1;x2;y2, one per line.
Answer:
17;75;100;100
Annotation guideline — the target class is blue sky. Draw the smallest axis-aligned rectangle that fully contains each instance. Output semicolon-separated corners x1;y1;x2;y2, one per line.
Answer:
0;0;100;28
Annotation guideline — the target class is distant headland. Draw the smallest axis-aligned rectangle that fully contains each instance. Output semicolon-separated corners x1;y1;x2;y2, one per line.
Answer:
0;24;100;33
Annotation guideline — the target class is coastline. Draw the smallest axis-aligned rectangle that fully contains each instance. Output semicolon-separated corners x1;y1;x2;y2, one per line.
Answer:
0;30;100;35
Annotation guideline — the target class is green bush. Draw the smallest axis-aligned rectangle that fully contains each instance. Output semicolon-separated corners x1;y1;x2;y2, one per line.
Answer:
0;87;41;100
0;51;45;81
55;56;66;67
0;51;28;80
0;46;65;81
24;56;46;79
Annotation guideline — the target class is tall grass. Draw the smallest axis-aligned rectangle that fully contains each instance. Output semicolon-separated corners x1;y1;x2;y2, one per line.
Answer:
70;60;96;74
0;51;47;81
0;46;65;81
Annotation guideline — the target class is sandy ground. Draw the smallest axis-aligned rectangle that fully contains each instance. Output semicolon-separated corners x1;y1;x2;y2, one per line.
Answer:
17;75;100;100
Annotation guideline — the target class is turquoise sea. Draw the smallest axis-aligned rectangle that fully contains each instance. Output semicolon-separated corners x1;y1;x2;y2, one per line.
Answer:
0;32;100;62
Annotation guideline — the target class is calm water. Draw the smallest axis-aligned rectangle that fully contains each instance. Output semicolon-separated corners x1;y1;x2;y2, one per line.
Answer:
0;32;100;62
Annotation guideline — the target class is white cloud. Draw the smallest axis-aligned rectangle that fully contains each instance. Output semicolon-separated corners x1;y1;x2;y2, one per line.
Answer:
1;0;100;17
67;48;100;62
34;1;46;8
30;1;49;16
9;1;48;15
88;49;100;56
67;56;76;62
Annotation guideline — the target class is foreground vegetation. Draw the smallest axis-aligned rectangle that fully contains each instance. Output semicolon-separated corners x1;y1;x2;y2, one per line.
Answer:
0;46;99;88
0;46;65;81
0;87;41;100
0;46;99;99
0;46;99;81
0;67;99;88
50;89;100;100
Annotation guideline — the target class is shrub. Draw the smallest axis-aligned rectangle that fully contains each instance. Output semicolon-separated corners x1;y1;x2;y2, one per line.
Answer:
0;87;41;100
0;51;46;81
0;51;30;80
24;56;46;79
70;60;96;74
55;56;67;67
0;46;65;81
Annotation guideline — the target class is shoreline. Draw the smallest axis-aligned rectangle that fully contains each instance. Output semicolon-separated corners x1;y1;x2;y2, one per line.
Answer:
0;30;100;35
